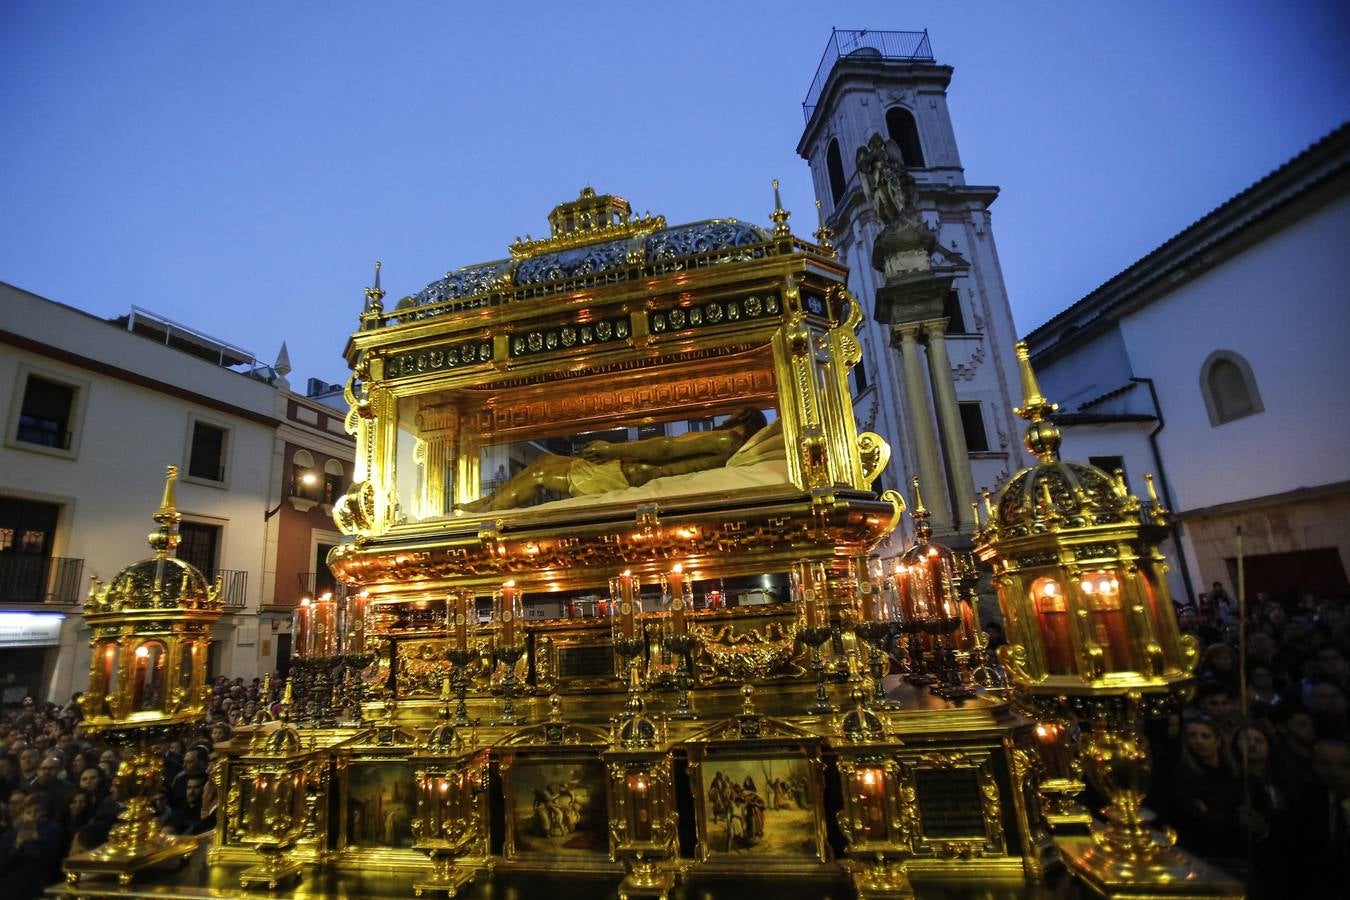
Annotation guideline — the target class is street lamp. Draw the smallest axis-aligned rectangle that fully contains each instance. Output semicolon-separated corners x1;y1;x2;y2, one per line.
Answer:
264;470;318;520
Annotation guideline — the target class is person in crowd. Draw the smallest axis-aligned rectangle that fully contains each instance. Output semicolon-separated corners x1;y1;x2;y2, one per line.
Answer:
1289;737;1350;894
25;754;74;814
0;791;64;899
163;772;208;834
1170;715;1268;863
15;749;39;787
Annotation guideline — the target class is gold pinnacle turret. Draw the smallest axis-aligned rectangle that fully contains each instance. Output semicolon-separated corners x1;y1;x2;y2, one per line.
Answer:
148;465;181;557
813;199;836;257
770;179;792;237
1012;341;1062;463
910;475;932;542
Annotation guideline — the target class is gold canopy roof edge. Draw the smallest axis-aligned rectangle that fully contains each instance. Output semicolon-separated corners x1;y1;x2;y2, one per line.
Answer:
346;243;846;359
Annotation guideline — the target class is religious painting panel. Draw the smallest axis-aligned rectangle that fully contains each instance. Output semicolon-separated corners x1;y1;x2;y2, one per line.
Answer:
339;760;419;850
689;746;828;865
501;755;610;862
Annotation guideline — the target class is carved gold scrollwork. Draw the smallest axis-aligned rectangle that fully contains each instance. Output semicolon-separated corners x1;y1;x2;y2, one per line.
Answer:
856;432;891;488
334;480;376;536
691;620;799;682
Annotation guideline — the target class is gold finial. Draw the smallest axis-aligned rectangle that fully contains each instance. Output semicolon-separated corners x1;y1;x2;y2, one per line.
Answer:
813;199;836;257
280;678;294;723
148;465;181;557
1144;472;1169;523
971;500;982;531
982;487;994;520
1012;341;1062;463
154;465;181;527
364;261;385;316
910;475;932;542
770;179;792;237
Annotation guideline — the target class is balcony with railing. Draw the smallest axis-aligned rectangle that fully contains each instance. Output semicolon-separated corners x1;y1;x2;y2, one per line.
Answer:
0;556;84;605
218;569;249;609
803;28;934;121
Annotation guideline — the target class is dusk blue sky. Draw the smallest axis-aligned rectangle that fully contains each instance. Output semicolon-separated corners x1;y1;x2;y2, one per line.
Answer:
3;2;1347;386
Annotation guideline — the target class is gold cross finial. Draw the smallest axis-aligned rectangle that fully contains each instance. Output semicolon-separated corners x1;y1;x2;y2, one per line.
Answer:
1013;341;1062;463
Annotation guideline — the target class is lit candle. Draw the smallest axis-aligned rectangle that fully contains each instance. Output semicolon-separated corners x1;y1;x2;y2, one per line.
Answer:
352;592;368;653
797;563;821;629
859;768;887;840
292;599;311;660
451;591;470;651
668;564;687;636
496;581;519;646
614;571;637;639
312;594;336;656
858;562;876;622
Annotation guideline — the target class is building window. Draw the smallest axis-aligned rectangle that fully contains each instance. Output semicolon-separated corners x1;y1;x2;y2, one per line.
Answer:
959;402;990;452
1090;456;1127;484
1200;350;1263;426
885;107;926;168
943;290;968;334
826;139;847;204
852;355;870;395
187;421;228;482
322;459;345;505
177;521;220;580
16;376;75;450
292;449;318;499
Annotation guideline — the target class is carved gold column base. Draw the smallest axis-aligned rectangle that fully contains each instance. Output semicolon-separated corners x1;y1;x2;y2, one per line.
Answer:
1057;834;1244;899
617;856;677;900
64;830;198;888
1040;777;1093;832
848;856;916;899
412;858;477;899
239;848;304;891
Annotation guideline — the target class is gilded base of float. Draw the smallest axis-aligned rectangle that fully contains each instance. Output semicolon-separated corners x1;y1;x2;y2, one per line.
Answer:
616;858;679;900
1057;834;1243;899
64;831;203;888
411;868;476;898
239;854;304;891
847;857;916;899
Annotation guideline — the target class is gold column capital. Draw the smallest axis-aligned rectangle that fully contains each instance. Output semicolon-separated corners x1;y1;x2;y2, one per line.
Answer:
893;322;923;344
920;317;950;339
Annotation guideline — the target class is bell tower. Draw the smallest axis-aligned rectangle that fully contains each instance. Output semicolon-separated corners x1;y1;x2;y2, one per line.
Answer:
797;29;1027;540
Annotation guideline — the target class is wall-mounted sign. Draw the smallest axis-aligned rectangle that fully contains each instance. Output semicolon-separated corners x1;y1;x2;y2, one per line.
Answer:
0;613;65;648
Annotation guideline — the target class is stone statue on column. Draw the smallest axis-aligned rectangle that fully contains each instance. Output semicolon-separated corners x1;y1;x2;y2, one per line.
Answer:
857;134;937;287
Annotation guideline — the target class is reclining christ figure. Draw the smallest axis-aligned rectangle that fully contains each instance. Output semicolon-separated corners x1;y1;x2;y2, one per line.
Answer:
459;407;775;513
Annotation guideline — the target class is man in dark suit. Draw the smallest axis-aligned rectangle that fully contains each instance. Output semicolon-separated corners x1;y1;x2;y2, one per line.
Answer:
1293;737;1350;895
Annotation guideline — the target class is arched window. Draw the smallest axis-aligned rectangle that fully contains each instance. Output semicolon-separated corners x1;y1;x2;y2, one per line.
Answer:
885;107;925;168
323;459;345;504
826;139;847;204
292;449;318;498
1200;350;1263;426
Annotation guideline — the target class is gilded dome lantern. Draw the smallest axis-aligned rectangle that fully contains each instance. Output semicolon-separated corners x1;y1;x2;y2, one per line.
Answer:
973;344;1239;897
66;466;225;887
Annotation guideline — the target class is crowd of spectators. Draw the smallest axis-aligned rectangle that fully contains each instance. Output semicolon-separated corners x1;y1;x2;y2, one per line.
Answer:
0;675;280;898
1143;583;1349;897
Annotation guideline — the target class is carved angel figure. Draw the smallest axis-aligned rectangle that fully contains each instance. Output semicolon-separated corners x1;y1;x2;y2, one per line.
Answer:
855;133;920;229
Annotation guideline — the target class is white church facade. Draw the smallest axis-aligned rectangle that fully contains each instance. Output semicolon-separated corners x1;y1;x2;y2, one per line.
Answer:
1025;124;1350;605
797;30;1028;545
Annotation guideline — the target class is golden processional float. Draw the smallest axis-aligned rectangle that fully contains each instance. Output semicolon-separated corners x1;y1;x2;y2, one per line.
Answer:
61;158;1236;898
212;183;1060;899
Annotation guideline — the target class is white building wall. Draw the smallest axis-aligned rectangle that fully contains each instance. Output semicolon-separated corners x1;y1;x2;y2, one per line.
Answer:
0;283;280;698
1116;196;1350;513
